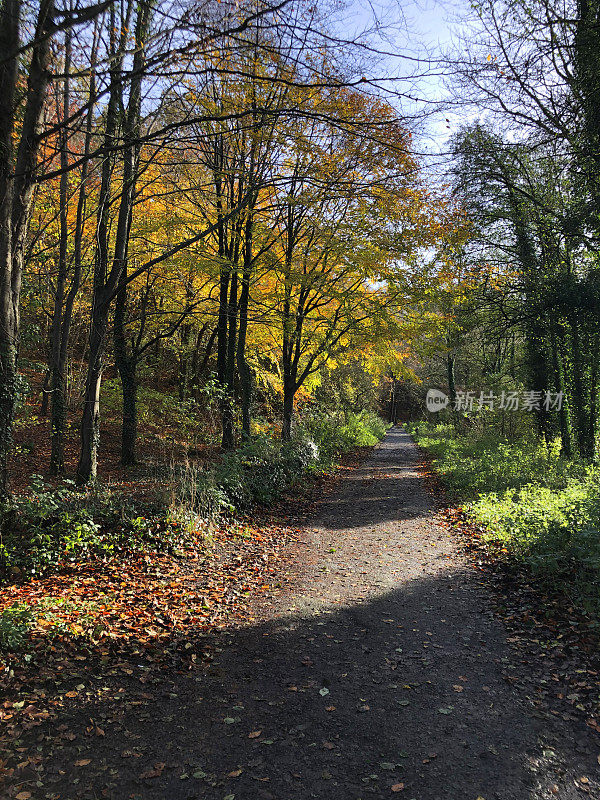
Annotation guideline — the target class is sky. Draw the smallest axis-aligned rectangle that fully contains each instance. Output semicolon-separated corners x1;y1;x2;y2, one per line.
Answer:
342;0;476;153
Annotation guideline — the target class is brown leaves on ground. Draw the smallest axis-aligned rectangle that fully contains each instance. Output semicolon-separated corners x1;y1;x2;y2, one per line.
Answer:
0;517;299;795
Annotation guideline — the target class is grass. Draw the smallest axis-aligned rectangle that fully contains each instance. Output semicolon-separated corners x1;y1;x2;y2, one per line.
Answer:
410;422;600;615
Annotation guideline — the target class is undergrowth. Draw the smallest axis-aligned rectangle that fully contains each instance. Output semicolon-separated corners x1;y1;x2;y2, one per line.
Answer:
410;421;600;615
0;410;387;587
173;410;387;515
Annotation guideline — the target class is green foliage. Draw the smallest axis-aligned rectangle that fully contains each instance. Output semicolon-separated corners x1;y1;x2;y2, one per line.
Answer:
102;380;211;445
411;422;600;613
410;422;577;498
176;411;388;517
0;478;198;581
0;604;34;651
1;412;387;584
301;410;388;468
0;598;107;653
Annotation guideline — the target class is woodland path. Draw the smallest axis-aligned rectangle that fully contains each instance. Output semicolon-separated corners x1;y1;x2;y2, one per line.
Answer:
41;428;600;799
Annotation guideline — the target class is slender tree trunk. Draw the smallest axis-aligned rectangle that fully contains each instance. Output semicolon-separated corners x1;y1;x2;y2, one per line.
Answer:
114;276;138;466
551;323;572;458
237;285;252;439
237;216;253;439
77;303;107;483
569;315;592;456
222;268;238;449
179;323;191;401
525;321;552;442
447;352;457;408
40;369;51;416
49;32;71;475
50;26;95;475
77;0;151;482
282;375;295;441
119;357;138;466
588;331;599;459
0;0;54;492
447;348;458;430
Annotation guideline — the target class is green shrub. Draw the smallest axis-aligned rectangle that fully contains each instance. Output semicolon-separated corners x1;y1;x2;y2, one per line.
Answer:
411;422;600;613
301;410;387;468
175;411;388;517
1;411;388;583
409;422;577;498
0;479;197;580
0;604;34;651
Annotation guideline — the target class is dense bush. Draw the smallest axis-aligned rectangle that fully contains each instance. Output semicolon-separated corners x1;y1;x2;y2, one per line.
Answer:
409;422;579;498
411;422;600;612
301;410;388;467
1;412;387;583
176;410;388;515
0;478;195;580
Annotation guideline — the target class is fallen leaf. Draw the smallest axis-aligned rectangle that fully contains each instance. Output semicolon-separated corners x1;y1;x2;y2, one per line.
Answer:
74;758;91;766
391;783;405;792
139;763;165;779
248;730;262;738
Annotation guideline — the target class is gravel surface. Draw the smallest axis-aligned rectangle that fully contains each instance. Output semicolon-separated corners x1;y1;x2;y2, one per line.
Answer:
38;427;600;799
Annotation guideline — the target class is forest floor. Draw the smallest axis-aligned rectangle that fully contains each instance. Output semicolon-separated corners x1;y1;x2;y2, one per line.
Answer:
3;427;600;799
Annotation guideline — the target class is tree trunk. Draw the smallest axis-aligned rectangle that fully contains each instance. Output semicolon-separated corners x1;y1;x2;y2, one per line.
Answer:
0;0;54;492
77;0;151;482
588;331;599;459
525;321;552;442
49;32;70;475
77;302;107;483
550;324;572;457
0;336;18;492
447;352;457;406
237;217;253;440
40;369;51;416
178;323;191;401
569;314;592;456
50;27;95;475
114;277;138;466
282;376;294;441
221;267;238;449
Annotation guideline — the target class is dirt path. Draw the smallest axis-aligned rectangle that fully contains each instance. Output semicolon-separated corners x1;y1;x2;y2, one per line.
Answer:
36;428;600;799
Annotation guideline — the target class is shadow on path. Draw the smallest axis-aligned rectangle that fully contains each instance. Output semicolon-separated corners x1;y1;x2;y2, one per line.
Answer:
28;429;600;799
